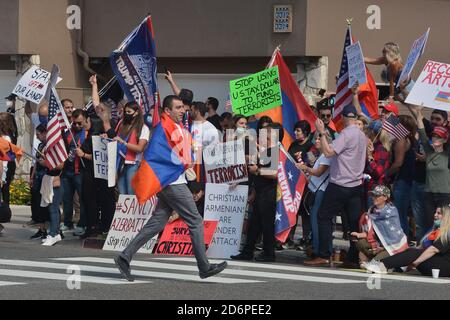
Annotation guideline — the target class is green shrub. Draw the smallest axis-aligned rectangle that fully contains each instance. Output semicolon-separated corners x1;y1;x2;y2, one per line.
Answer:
9;179;31;206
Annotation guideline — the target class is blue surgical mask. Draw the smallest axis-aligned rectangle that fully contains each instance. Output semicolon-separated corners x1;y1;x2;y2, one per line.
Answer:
39;115;48;125
434;220;441;228
236;127;247;135
146;115;153;124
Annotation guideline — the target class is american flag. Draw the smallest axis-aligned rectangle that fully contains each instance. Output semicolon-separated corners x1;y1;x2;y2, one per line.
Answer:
382;114;410;141
45;87;69;170
225;93;232;111
333;26;354;122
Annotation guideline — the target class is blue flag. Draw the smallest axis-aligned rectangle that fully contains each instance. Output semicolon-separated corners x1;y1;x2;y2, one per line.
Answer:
110;16;158;116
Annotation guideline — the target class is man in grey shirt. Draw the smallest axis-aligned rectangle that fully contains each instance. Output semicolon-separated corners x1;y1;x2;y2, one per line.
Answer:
304;104;367;267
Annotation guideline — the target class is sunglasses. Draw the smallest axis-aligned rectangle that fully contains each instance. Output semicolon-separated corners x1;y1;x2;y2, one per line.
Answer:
73;122;84;126
321;114;332;119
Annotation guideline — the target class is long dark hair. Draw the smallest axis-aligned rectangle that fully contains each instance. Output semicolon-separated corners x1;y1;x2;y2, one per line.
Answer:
119;101;144;137
88;116;105;137
0;112;18;144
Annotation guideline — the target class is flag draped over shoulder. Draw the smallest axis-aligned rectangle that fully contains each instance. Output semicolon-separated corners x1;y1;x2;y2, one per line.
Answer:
258;49;318;149
275;146;307;243
0;136;22;162
132;113;192;204
110;16;159;118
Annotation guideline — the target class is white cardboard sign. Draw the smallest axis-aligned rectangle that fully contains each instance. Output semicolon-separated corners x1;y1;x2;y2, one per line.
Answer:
346;41;367;88
92;136;117;187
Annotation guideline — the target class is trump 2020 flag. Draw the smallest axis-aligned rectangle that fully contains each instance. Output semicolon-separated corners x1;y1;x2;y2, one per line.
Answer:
110;16;158;116
132;113;192;204
275;145;307;243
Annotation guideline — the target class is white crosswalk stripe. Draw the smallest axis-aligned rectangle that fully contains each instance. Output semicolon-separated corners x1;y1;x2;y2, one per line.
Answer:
0;281;26;287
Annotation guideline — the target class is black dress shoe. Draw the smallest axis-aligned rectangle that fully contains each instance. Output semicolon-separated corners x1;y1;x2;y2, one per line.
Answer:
114;256;134;282
254;253;275;262
199;262;227;279
230;252;253;261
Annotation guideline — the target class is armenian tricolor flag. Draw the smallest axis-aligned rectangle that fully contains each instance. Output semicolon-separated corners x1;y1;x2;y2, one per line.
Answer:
132;113;192;204
435;91;450;104
0;136;22;162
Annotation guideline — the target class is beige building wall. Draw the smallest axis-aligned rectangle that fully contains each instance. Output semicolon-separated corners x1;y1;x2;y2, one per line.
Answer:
17;0;88;106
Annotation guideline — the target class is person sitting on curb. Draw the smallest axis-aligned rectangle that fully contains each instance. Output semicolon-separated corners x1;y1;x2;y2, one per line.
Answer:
365;205;450;277
352;185;408;269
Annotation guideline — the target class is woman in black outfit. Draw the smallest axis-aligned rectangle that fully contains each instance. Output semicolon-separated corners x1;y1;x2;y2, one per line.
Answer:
76;115;116;238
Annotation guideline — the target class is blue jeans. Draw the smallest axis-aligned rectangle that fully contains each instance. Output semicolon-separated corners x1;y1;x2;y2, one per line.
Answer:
393;179;412;236
118;163;140;195
62;173;85;228
411;181;426;241
48;186;62;237
310;190;332;256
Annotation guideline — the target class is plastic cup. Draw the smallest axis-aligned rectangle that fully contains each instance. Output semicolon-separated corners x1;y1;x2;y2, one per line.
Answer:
432;269;440;279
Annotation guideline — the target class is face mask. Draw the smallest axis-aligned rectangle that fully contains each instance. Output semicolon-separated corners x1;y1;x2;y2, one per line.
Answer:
434;220;441;228
123;113;134;124
146;115;153;124
6;101;13;108
39;115;48;125
236;127;247;135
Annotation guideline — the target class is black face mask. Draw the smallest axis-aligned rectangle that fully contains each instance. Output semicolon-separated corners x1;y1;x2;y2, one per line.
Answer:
123;113;134;124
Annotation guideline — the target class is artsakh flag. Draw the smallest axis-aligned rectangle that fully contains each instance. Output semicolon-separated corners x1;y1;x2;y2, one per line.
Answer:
0;136;22;162
275;145;307;243
257;49;321;149
132;113;192;204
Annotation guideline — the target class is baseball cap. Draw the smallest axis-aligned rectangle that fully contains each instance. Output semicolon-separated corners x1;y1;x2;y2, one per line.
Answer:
369;185;391;198
432;126;449;140
343;104;358;118
368;120;382;134
381;102;399;116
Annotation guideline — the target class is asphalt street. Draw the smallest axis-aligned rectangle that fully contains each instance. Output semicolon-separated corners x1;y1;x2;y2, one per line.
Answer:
0;206;449;301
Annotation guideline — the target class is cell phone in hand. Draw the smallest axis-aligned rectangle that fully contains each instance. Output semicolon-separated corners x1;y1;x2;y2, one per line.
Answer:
163;66;170;74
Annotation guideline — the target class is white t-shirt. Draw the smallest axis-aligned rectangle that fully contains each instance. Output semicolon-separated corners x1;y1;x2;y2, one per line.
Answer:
125;124;150;165
170;122;188;185
308;154;331;193
1;136;11;182
191;120;220;152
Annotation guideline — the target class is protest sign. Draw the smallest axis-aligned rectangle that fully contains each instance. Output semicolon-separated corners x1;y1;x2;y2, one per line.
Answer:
12;66;62;104
397;28;430;87
103;195;158;253
405;60;450;112
92;136;117;187
154;220;218;256
204;183;248;259
346;41;367;88
203;139;248;184
230;66;282;117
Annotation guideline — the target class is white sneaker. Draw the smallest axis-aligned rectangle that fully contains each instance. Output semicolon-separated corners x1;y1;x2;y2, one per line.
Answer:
42;234;62;246
42;234;51;243
0;224;4;234
365;260;387;274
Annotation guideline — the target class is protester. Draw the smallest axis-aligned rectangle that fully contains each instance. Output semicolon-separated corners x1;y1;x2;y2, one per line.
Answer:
288;120;314;249
61;109;88;233
231;123;282;262
414;106;450;234
76;115;116;238
365;42;403;99
365;120;391;208
365;205;450;277
114;101;150;195
190;101;220;154
29;124;49;240
356;115;369;131
297;132;332;257
61;99;74;119
304;104;367;268
0;112;18;208
205;97;222;132
379;101;399;120
352;185;408;268
220;112;233;134
385;115;417;236
188;181;205;217
114;95;227;281
314;104;337;140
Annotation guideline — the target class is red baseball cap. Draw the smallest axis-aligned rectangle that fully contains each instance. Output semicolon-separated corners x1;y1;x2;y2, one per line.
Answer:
432;126;449;140
381;102;399;116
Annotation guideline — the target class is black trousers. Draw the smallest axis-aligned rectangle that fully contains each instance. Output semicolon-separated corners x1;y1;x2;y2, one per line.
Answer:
382;248;450;277
243;186;277;257
30;181;49;224
82;172;116;233
318;183;363;262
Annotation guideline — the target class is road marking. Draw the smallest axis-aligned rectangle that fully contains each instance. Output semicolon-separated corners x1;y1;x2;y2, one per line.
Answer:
0;281;26;287
150;257;450;285
0;259;259;284
56;257;364;284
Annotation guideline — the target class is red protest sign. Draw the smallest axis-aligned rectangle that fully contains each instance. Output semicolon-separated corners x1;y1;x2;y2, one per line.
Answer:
154;220;218;256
